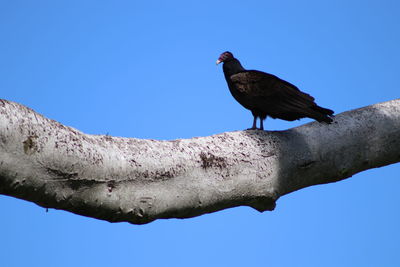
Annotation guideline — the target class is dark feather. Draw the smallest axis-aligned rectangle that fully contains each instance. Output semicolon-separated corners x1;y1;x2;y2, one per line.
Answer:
217;51;334;129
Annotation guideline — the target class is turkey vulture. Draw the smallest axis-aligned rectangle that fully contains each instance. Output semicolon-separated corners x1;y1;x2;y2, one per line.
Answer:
216;51;334;130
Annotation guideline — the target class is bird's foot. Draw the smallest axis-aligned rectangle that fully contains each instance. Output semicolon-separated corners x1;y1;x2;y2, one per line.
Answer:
246;127;260;131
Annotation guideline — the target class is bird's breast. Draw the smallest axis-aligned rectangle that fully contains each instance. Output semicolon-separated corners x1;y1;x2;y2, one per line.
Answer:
226;79;254;111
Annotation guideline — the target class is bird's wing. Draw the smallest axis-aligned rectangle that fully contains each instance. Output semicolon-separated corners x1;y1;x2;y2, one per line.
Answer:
230;70;317;112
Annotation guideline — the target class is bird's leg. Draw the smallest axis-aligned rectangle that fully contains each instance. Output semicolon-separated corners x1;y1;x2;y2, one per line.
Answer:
251;116;257;130
259;118;264;131
247;116;258;130
252;116;258;129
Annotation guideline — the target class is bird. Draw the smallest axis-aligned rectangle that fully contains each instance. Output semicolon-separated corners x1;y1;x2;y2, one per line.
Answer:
216;51;334;130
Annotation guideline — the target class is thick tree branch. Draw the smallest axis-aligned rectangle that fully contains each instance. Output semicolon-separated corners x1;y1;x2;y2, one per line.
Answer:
0;99;399;224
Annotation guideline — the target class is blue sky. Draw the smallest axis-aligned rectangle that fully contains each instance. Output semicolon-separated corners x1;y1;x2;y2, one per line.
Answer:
1;1;400;266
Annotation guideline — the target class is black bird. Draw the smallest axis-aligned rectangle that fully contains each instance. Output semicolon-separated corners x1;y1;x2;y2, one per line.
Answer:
216;51;334;130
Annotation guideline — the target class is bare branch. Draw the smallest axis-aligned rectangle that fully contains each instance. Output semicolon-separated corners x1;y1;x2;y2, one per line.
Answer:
0;99;399;224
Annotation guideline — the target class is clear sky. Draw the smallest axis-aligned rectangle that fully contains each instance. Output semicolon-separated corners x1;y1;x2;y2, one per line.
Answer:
1;1;400;266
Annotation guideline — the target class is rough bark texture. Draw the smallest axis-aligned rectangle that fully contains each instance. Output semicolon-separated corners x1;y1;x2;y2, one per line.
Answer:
0;99;399;224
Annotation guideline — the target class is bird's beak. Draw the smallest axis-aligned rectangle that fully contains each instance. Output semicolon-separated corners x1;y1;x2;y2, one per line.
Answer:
216;59;222;65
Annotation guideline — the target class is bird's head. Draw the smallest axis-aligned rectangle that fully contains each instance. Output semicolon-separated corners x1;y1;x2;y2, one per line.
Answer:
216;51;234;65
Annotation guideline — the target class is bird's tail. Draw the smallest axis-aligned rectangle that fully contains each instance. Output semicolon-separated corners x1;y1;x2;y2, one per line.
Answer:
309;105;334;123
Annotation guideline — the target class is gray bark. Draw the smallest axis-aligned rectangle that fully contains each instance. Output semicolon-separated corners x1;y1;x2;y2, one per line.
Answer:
0;99;399;224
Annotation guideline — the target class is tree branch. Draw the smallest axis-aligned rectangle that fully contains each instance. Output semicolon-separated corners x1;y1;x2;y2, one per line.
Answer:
0;99;399;224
